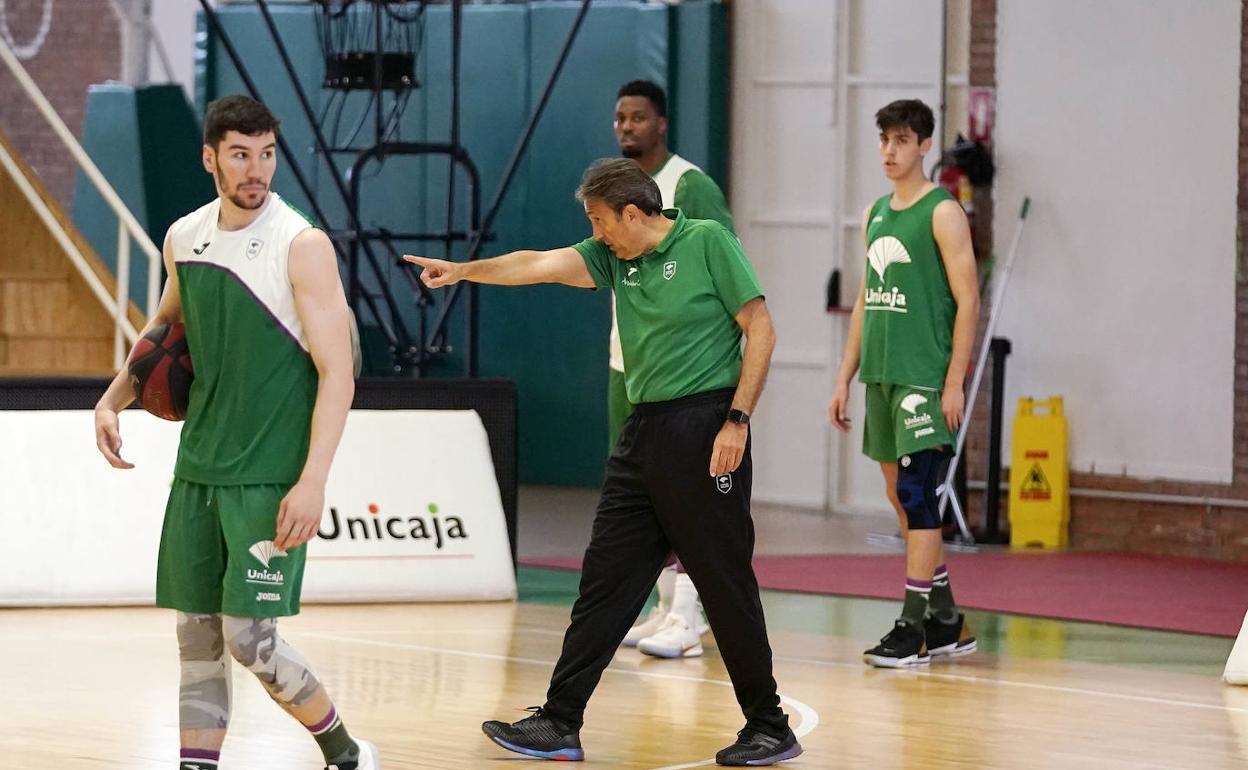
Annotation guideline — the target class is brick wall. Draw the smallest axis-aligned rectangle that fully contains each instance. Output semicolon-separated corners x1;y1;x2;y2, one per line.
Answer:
963;0;997;533
0;0;120;207
961;0;1248;560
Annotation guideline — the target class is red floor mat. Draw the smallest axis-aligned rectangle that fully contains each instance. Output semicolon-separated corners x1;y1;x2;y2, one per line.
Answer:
521;551;1248;637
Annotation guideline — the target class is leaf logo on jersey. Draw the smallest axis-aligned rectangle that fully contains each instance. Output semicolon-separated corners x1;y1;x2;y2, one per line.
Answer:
663;261;677;280
248;540;287;568
865;235;911;312
622;266;641;287
867;236;911;281
246;238;264;260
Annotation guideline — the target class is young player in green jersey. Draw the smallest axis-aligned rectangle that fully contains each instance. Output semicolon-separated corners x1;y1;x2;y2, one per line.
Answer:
612;80;736;659
94;96;379;770
829;99;982;668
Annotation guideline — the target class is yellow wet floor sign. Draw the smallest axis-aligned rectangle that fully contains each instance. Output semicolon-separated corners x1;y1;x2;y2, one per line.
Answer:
1009;397;1069;549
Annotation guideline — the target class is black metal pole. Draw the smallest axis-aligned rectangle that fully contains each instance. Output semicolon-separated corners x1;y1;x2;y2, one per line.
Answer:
428;0;593;342
246;0;417;361
982;336;1012;543
374;2;384;144
448;0;476;376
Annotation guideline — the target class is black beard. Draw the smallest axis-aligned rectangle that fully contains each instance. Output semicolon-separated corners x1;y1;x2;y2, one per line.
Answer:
620;146;643;159
228;191;267;210
216;167;267;210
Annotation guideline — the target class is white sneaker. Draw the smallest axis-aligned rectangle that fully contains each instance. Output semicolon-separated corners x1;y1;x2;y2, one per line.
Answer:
329;738;380;770
622;604;667;647
637;612;704;658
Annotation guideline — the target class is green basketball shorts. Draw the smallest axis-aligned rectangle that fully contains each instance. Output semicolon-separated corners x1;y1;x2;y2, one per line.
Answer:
862;382;954;462
156;479;307;617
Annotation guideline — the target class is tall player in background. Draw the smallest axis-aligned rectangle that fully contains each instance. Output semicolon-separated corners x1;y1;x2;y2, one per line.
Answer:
93;96;379;770
828;99;980;668
612;79;735;659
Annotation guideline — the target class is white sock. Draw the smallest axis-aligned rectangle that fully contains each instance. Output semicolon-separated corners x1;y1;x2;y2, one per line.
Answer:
655;564;679;613
671;573;701;623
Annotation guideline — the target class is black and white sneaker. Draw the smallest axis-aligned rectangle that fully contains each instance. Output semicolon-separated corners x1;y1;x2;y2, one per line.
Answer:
924;612;978;658
325;738;381;770
715;728;803;766
863;620;931;668
481;707;584;761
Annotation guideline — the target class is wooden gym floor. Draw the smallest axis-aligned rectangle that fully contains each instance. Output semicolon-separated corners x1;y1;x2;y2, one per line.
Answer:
3;489;1244;768
2;566;1244;769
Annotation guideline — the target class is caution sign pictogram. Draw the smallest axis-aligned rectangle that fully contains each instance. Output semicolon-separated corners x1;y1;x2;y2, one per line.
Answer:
1019;462;1051;500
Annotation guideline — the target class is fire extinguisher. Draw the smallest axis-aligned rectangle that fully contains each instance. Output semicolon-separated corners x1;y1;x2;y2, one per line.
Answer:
934;133;994;243
938;162;975;232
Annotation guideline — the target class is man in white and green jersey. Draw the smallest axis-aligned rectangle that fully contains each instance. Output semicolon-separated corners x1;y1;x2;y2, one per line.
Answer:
94;96;379;770
829;99;982;668
612;79;735;658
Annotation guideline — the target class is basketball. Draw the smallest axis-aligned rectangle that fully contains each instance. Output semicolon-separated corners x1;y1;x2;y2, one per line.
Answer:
126;322;194;421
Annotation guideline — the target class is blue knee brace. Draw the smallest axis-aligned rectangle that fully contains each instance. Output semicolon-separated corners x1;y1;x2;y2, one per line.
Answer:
896;448;952;530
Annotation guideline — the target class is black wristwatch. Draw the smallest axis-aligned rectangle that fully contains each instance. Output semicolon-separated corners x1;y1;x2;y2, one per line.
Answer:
726;408;750;425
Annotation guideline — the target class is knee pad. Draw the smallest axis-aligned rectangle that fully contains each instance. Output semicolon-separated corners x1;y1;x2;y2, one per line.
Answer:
223;615;321;706
895;448;952;530
176;612;231;730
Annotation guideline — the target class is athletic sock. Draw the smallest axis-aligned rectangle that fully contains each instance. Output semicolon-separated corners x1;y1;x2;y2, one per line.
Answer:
927;564;959;623
309;707;360;767
179;749;219;770
900;578;932;626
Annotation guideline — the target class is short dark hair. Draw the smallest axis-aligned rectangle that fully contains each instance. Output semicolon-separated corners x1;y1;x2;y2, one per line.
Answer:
203;95;280;149
616;79;667;118
875;99;935;142
575;158;663;216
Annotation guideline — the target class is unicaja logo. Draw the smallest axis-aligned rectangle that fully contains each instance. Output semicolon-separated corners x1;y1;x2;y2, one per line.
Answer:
249;540;287;568
318;502;468;550
900;393;933;429
899;394;928;415
865;235;910;312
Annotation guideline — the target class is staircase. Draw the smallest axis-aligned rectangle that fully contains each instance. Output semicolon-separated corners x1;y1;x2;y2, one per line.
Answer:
0;128;144;376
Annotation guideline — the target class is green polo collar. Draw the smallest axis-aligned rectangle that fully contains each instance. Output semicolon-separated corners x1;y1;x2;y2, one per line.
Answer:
648;208;685;256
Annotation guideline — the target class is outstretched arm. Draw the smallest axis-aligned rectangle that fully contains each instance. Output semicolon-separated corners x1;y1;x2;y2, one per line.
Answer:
403;247;595;289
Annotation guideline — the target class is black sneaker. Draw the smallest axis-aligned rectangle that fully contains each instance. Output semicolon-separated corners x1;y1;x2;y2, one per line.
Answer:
481;706;584;761
924;612;978;658
863;619;931;668
715;727;803;766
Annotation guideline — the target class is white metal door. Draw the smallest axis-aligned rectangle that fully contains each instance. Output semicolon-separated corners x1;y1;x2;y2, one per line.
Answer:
731;0;945;513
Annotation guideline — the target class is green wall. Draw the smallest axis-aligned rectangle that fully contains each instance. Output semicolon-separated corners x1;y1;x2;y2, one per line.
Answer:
73;84;213;305
190;0;729;485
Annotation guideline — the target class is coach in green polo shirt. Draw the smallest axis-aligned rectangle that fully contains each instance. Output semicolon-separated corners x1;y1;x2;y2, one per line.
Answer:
404;158;801;768
577;209;756;404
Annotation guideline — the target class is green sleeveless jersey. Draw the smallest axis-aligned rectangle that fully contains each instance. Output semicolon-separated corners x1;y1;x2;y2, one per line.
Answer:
169;193;319;485
859;187;957;390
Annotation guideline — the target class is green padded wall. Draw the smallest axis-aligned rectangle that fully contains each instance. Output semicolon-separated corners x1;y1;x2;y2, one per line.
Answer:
195;0;728;485
73;84;213;307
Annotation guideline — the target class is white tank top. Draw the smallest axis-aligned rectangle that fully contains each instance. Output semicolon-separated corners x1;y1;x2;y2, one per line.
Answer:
169;192;314;351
